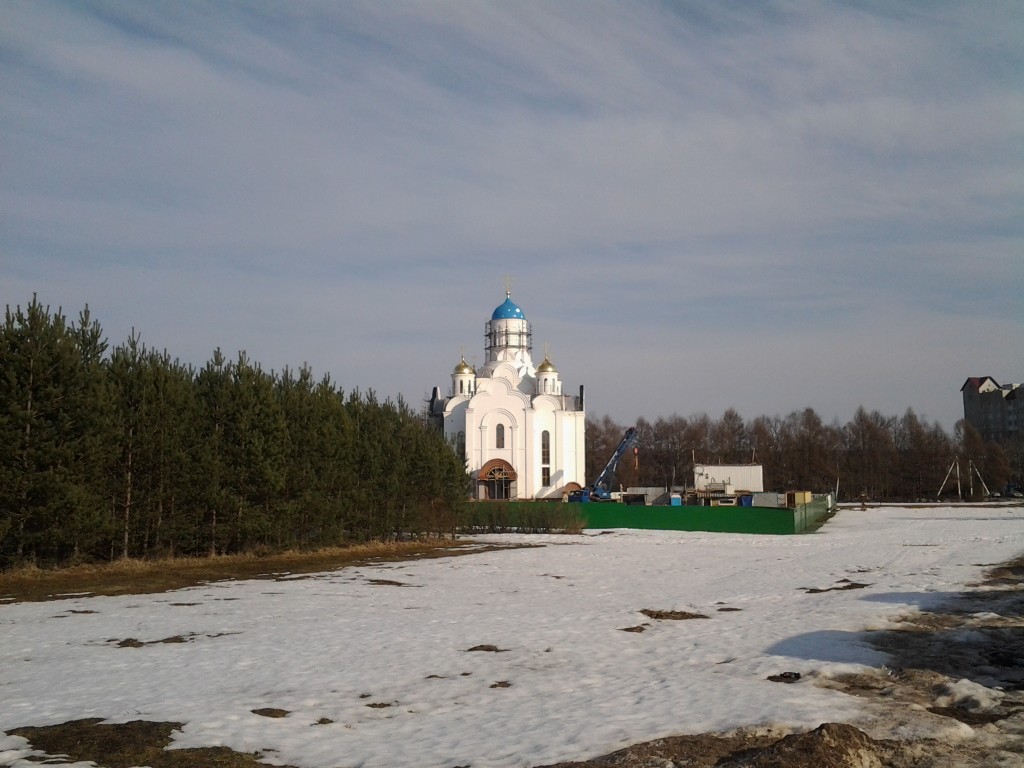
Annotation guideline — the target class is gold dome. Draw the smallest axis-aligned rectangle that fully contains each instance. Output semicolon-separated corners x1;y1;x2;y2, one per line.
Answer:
536;355;557;374
453;356;475;375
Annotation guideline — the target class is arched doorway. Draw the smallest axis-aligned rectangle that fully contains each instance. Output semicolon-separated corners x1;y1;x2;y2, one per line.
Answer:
478;459;517;500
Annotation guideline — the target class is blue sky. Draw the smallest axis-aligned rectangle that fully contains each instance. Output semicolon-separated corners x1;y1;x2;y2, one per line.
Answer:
2;1;1021;430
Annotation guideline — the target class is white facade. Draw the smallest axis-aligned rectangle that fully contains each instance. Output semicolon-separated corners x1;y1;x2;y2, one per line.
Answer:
430;293;586;500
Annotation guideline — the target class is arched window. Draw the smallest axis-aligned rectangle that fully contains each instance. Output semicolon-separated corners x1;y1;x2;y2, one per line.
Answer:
541;430;551;486
459;380;464;394
495;423;505;449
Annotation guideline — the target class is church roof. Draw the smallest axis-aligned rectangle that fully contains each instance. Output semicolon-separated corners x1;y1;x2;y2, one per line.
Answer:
491;293;526;320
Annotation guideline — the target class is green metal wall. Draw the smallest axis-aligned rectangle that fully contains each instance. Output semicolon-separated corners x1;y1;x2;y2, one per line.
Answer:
579;498;833;535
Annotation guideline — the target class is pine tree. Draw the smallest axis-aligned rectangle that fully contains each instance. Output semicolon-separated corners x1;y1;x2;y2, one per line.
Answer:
222;352;287;551
196;349;232;555
0;298;115;565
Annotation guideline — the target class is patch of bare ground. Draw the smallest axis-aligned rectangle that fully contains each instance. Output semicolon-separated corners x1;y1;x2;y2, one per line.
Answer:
252;708;289;718
540;724;906;768
619;623;649;633
804;579;873;594
8;719;296;768
640;608;709;620
364;577;419;586
0;539;535;603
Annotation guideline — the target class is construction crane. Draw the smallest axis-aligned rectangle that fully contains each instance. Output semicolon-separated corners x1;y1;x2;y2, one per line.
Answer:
569;427;638;502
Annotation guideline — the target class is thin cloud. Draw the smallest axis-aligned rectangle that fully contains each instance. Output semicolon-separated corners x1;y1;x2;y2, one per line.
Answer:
1;1;1021;429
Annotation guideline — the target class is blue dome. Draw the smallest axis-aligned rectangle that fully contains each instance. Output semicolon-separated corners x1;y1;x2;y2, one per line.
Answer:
491;294;526;320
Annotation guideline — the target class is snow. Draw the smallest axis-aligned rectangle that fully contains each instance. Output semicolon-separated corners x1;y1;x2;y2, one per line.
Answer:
935;679;1005;712
1;505;1022;768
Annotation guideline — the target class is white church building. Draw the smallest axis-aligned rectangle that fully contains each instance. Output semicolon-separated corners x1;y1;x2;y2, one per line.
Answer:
429;292;586;501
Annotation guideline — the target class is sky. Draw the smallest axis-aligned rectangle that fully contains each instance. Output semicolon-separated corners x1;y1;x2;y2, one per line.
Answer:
2;1;1022;430
3;505;1023;767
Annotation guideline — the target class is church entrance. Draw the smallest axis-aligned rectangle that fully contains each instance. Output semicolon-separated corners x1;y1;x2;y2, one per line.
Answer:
478;459;517;500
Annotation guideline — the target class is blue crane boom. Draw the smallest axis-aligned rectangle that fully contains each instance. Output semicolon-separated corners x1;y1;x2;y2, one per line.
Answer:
570;426;638;502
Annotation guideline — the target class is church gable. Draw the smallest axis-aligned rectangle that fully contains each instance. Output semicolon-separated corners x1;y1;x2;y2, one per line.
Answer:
481;362;523;389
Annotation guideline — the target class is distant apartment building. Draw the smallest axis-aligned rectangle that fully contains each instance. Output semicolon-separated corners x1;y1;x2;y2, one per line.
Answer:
962;377;1023;442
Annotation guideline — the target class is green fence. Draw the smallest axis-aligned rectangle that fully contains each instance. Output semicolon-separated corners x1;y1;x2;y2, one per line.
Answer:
579;496;834;535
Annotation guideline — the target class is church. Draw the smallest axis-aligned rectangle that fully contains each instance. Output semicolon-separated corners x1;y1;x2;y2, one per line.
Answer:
429;292;586;500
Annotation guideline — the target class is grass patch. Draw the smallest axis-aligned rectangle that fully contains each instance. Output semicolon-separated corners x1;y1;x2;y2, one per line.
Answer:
0;539;475;603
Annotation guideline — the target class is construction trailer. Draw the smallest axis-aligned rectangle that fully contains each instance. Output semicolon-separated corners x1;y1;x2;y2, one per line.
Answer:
693;464;764;493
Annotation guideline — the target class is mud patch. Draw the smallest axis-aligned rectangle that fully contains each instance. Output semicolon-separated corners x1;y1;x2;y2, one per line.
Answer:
726;722;901;768
252;708;289;718
640;608;709;620
466;644;507;652
539;723;907;768
766;672;802;683
805;580;871;594
109;633;200;647
540;719;960;768
365;578;419;587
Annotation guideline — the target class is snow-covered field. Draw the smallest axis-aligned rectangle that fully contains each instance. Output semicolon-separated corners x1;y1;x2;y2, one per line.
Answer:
2;505;1023;768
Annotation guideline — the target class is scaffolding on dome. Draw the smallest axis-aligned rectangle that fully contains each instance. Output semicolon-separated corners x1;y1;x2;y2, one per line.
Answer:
483;321;532;359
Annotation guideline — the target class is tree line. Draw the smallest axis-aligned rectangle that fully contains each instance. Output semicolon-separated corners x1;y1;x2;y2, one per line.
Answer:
0;297;468;568
586;407;1020;502
4;296;1019;568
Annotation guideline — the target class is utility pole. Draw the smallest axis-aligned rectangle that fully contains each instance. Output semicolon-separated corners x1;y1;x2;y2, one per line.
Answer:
937;457;963;501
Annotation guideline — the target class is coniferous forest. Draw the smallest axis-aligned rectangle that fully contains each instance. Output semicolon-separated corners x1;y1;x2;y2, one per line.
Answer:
0;297;468;568
2;297;1020;569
